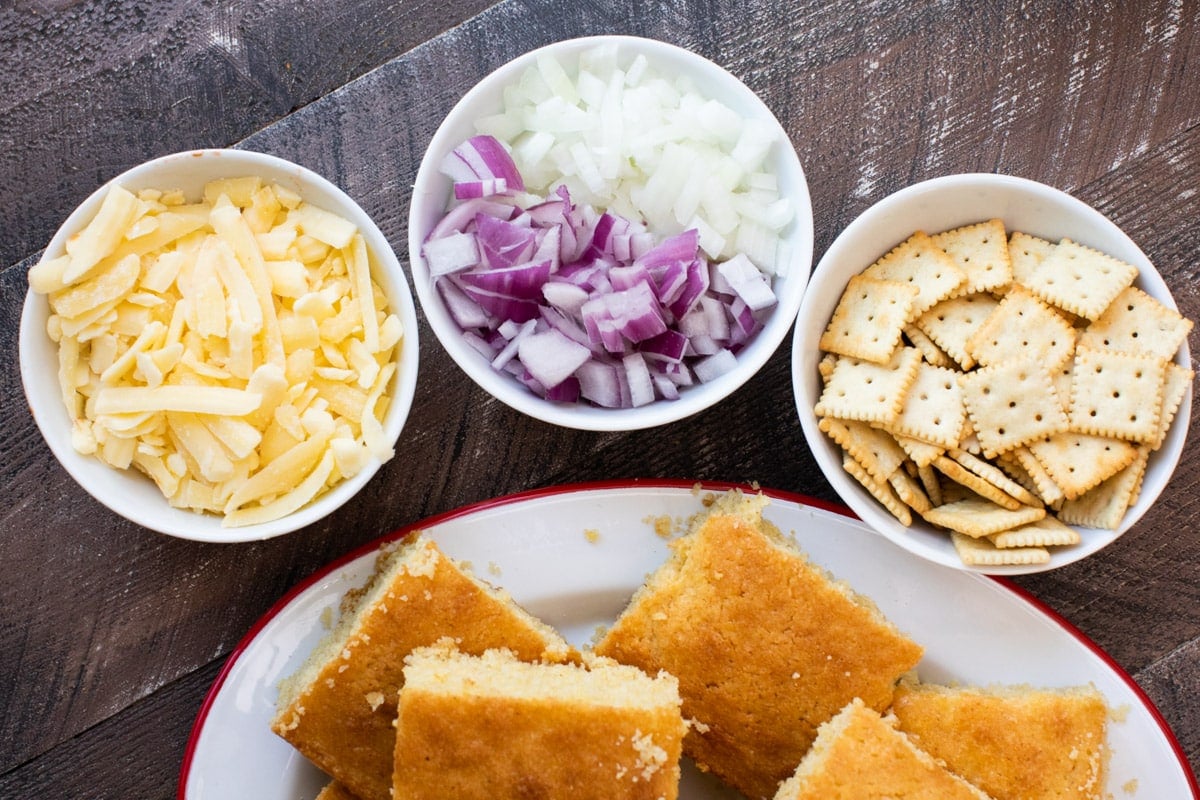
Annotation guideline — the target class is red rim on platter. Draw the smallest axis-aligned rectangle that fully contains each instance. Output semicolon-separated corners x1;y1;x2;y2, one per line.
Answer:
178;479;1199;799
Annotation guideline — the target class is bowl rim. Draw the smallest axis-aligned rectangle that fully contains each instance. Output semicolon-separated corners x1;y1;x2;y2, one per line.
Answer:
407;34;814;431
791;171;1192;574
19;147;420;542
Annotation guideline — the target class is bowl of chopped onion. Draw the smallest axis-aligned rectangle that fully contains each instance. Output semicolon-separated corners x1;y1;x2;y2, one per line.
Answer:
409;35;812;430
19;148;420;542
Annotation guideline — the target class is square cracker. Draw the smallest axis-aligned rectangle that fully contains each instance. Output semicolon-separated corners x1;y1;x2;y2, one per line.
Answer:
966;284;1077;373
819;273;919;363
863;231;966;319
1068;346;1166;443
1150;362;1194;451
923;497;1046;538
889;469;933;514
1078;284;1194;360
914;293;1001;370
1026;431;1138;500
989;516;1081;548
843;452;913;527
903;324;952;367
819;417;907;481
1008;231;1057;286
997;448;1065;507
945;448;1042;508
815;348;922;427
952;532;1050;566
958;358;1070;458
889;362;966;448
1058;446;1150;529
932;455;1022;511
932;219;1013;296
1023;238;1138;320
890;433;945;468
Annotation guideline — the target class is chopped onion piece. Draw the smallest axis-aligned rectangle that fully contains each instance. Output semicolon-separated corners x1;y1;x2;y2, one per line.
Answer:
518;329;591;389
423;232;479;276
694;348;737;382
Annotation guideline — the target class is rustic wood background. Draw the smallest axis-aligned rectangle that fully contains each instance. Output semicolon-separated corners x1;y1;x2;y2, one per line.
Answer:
1;1;1196;796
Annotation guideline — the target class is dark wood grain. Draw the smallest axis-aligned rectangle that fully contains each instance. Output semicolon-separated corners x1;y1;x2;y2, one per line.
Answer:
1;0;1197;796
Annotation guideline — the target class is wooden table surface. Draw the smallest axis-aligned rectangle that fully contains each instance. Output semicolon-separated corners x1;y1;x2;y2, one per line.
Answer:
2;1;1197;797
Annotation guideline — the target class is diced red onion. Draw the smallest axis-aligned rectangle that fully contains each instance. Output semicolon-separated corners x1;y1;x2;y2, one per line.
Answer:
622;352;655;407
717;252;777;311
423;232;480;277
518;329;592;389
693;348;738;382
453;178;509;199
426;137;780;409
458;259;552;300
440;135;526;192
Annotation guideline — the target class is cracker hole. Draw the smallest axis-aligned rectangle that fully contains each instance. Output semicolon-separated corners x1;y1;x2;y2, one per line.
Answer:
1008;401;1016;408
998;427;1006;435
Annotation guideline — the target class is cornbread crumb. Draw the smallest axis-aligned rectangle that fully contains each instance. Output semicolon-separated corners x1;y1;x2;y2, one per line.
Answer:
1122;778;1138;794
584;528;601;543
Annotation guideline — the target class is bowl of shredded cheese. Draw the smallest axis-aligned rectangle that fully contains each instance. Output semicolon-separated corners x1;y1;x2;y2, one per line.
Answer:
19;148;420;542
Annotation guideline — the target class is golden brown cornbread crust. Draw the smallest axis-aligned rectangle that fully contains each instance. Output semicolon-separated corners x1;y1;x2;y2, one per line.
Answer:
774;698;994;799
892;681;1109;800
314;782;361;800
594;493;924;800
270;535;572;800
393;646;685;800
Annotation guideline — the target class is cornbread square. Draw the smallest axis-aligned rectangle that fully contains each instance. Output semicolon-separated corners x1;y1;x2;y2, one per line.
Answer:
594;493;924;800
892;682;1109;800
932;218;1013;296
773;699;993;800
393;645;685;800
819;273;918;362
1024;238;1138;320
862;230;966;319
271;535;573;800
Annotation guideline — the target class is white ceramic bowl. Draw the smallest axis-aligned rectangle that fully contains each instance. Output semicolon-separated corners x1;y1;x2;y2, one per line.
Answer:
19;149;420;542
408;35;813;431
792;173;1192;573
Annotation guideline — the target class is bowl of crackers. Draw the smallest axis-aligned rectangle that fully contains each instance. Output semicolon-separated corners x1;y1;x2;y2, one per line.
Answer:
793;173;1193;573
19;149;421;542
